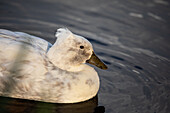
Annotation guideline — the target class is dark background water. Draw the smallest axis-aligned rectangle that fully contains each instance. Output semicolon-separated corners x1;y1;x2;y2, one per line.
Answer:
0;0;170;113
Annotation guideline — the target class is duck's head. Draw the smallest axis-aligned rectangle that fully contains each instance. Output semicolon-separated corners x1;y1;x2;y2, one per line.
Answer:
47;28;107;71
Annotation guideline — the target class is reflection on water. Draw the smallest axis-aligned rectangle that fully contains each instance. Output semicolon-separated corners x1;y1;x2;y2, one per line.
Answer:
0;96;105;113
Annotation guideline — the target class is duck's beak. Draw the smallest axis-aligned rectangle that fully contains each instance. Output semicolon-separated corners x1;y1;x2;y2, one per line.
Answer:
86;52;108;70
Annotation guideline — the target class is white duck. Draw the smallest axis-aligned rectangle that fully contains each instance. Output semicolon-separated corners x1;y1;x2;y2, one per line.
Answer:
0;28;107;103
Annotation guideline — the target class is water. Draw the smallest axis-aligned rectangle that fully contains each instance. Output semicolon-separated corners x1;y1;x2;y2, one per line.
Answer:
0;0;170;113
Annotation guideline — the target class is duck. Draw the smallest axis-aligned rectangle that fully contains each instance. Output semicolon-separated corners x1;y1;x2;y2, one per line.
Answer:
0;28;107;103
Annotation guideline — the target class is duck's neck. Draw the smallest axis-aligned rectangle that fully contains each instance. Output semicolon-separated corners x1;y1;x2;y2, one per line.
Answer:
47;43;83;72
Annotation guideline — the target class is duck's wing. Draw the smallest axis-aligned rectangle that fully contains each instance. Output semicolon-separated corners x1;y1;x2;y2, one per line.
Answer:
0;29;52;95
0;29;52;52
0;29;51;77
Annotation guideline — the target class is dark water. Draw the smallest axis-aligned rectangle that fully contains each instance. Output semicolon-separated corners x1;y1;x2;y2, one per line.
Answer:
0;0;170;113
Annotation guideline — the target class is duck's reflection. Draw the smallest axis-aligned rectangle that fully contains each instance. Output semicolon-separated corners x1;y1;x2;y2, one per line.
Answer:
0;96;105;113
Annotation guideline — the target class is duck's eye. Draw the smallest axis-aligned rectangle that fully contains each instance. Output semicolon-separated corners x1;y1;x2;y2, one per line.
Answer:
80;46;84;49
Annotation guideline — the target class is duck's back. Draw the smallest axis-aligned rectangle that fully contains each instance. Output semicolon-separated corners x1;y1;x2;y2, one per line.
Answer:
0;29;51;98
0;29;52;52
0;29;52;72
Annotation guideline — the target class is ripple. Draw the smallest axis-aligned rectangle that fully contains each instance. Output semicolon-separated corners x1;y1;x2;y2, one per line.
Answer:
87;38;108;46
134;65;143;70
